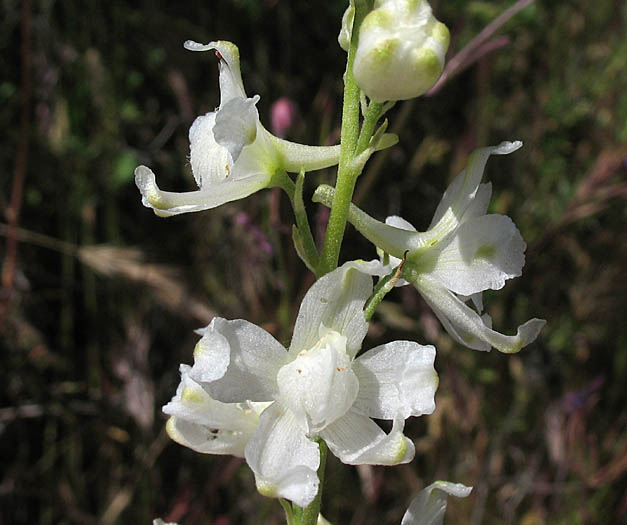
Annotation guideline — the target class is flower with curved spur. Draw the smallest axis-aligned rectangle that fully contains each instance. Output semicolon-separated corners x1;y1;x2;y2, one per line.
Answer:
135;40;342;217
313;141;546;353
185;262;438;507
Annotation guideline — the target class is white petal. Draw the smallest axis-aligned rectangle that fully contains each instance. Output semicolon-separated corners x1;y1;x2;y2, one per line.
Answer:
134;165;270;217
414;274;546;353
289;262;371;359
245;402;320;507
162;365;259;457
163;365;245;428
165;416;252;457
459;292;484;313
321;411;414;465
353;341;438;419
424;214;526;296
191;318;286;403
462;182;492;221
277;331;359;433
345;258;391;279
386;215;418;232
428;142;522;239
401;481;472;525
188;112;229;187
213;96;260;165
188;323;231;383
184;40;246;104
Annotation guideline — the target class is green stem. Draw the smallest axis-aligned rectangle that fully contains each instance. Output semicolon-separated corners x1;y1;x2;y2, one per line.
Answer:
294;170;321;276
363;255;407;322
299;440;328;525
319;0;372;275
355;101;384;155
280;498;297;525
272;169;321;276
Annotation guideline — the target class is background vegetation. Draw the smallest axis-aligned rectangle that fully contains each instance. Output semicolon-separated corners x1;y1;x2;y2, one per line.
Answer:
1;0;626;523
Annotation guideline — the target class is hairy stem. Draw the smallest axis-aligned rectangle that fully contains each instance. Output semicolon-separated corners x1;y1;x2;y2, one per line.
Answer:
319;0;372;275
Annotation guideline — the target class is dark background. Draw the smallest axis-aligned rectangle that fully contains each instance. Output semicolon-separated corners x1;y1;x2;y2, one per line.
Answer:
1;0;626;523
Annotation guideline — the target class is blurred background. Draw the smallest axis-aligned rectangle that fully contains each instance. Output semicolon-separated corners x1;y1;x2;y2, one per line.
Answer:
1;0;626;523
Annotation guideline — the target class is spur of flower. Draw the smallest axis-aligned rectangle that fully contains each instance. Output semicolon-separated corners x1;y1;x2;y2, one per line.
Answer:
182;262;438;507
135;40;343;217
314;141;546;353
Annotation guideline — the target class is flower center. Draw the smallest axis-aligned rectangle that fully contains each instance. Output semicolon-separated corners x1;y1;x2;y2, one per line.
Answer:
276;330;359;434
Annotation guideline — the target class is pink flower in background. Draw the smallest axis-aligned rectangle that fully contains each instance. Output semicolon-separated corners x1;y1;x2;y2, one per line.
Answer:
271;97;298;138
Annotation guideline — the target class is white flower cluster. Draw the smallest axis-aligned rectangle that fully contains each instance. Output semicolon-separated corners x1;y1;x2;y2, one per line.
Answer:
165;263;438;507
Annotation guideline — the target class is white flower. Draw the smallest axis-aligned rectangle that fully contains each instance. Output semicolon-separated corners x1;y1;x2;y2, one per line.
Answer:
401;481;472;525
189;262;439;507
135;40;342;217
353;0;450;102
162;364;267;457
313;141;546;353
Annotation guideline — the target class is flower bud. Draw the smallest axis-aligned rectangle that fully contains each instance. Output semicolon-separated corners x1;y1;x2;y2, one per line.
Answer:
353;0;450;102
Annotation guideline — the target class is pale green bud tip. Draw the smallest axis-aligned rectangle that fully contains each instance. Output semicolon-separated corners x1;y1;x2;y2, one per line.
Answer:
361;9;395;32
338;2;355;52
353;0;450;102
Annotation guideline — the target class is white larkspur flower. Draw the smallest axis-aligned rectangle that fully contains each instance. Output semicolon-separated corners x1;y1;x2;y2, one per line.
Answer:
162;364;268;457
135;40;342;217
313;141;546;353
352;0;450;102
189;262;439;507
401;481;472;525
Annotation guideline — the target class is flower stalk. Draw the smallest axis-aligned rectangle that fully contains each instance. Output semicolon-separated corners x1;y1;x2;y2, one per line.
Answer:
298;440;328;525
319;0;375;276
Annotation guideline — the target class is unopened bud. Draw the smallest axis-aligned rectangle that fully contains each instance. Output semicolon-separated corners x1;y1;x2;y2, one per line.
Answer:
353;0;449;102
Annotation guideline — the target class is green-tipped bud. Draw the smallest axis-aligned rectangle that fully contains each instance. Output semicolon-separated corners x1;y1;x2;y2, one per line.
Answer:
353;0;450;102
338;0;355;51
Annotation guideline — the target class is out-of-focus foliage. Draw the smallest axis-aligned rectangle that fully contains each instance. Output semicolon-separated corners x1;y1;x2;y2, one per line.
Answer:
1;0;626;523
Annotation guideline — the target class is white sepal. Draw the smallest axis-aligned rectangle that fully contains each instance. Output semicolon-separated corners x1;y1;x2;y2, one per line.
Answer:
416;274;546;353
162;365;261;457
289;262;371;359
353;341;437;419
191;318;286;403
401;481;472;525
245;402;320;508
321;411;414;465
423;214;526;296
